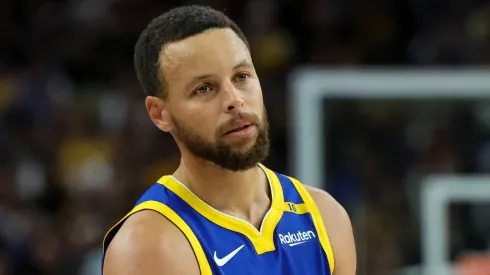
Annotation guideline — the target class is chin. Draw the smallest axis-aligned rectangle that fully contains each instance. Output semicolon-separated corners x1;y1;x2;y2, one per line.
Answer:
227;137;257;150
234;147;255;155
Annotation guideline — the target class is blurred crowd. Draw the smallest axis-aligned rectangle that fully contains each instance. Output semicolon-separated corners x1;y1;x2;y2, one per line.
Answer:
1;0;490;274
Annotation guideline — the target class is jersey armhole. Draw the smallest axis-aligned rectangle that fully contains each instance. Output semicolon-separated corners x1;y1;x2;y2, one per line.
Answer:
287;177;335;274
102;200;212;275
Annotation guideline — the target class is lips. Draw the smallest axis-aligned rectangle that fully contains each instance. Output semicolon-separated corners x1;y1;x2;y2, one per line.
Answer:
223;121;253;136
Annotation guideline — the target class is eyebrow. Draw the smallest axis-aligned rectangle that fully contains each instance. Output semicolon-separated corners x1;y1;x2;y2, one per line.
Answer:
232;60;253;70
186;60;253;89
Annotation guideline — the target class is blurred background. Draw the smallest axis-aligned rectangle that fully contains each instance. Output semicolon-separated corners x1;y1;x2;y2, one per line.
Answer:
1;0;490;274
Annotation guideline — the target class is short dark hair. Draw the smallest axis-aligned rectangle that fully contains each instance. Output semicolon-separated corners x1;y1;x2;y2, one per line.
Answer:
134;5;250;98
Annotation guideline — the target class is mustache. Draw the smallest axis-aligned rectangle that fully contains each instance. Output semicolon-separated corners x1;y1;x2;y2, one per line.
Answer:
217;112;261;136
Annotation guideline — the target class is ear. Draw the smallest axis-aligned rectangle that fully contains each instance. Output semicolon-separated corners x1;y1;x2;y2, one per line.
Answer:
145;96;172;132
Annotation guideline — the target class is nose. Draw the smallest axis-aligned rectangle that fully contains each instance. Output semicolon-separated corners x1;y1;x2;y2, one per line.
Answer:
221;81;244;113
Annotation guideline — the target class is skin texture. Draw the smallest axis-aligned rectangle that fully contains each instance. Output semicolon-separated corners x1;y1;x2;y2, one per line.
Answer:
103;28;356;275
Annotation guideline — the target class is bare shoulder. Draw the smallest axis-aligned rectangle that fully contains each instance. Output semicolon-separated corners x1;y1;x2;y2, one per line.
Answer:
304;186;351;226
103;210;200;275
304;185;357;275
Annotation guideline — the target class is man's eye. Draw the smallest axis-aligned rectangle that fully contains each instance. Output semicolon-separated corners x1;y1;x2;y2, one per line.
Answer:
195;85;211;95
235;73;249;82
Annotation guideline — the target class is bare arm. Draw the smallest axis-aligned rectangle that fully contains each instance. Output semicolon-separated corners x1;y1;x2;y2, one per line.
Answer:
306;186;357;275
103;210;200;275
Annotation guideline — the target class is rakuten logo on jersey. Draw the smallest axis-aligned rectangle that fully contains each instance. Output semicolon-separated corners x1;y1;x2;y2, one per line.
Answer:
278;230;316;247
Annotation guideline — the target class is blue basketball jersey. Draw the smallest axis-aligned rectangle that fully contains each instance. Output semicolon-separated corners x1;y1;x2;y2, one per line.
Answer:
103;164;335;274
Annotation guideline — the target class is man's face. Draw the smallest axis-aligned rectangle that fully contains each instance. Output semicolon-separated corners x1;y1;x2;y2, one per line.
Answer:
153;28;269;171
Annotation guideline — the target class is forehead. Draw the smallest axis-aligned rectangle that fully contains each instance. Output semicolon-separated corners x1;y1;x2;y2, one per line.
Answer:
159;28;251;85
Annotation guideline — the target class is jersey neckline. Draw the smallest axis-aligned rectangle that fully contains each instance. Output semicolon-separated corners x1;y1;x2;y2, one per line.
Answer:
157;163;284;254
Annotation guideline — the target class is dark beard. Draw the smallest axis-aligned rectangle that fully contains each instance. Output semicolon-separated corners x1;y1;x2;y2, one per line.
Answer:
171;110;270;171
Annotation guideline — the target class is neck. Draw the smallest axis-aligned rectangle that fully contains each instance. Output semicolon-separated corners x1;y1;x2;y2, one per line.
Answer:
172;155;271;224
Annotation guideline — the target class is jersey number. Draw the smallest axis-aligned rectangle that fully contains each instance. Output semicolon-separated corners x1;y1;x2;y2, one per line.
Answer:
288;203;297;212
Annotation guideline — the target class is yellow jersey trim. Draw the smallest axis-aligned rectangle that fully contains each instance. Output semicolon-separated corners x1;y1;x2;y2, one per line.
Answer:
103;201;212;275
283;202;309;214
157;164;284;255
288;176;335;274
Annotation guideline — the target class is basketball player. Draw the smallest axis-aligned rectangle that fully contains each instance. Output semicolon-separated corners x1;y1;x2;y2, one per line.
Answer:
103;5;356;275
